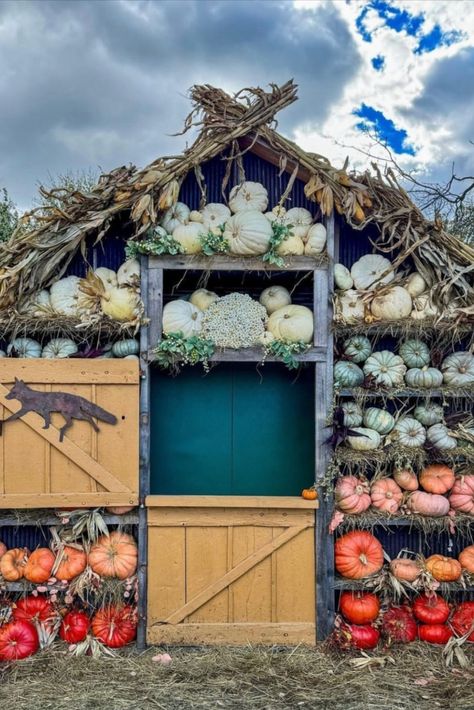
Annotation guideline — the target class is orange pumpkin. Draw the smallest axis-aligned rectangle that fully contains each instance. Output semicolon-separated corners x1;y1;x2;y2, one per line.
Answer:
301;487;318;500
389;557;422;583
24;548;55;584
0;542;6;561
393;468;418;492
370;478;403;514
105;506;136;515
0;548;28;581
425;554;462;582
419;465;455;495
54;546;87;581
459;545;474;575
88;531;137;580
335;531;384;580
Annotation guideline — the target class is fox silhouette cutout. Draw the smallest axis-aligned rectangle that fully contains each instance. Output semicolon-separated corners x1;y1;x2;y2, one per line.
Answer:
4;378;117;442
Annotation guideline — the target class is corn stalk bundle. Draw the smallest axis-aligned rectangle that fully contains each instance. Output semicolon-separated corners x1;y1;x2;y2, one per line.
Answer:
0;79;472;313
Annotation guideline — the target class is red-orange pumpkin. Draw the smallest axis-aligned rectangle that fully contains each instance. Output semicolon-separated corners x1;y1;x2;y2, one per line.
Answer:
418;624;453;645
54;546;87;581
419;465;455;495
339;591;380;624
0;548;28;581
449;475;474;515
91;605;137;648
393;468;418;491
334;621;380;650
425;554;462;582
412;593;450;624
13;595;56;628
407;491;450;517
0;620;39;661
0;541;6;560
335;531;384;580
24;548;55;584
451;601;474;642
459;545;474;574
370;478;403;514
88;531;137;580
389;557;422;582
335;476;371;514
382;606;417;644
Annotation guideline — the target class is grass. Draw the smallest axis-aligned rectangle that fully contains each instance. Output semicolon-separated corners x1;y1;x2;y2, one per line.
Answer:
1;644;473;710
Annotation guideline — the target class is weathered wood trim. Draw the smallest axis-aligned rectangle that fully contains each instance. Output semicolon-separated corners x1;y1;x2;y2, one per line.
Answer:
148;507;315;527
148;346;326;364
147;622;316;646
0;492;138;508
146;495;318;509
147;264;163;352
0;359;139;384
148;255;326;272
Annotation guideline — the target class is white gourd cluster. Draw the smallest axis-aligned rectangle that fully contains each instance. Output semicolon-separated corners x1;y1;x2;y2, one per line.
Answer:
201;293;268;348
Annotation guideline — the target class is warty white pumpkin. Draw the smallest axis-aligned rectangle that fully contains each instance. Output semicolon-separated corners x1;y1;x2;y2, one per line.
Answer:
335;289;365;323
276;234;304;256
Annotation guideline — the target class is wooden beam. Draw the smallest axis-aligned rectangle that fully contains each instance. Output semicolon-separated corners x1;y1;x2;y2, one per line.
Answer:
0;492;138;508
146;495;318;509
147;622;315;646
0;359;139;384
148;255;326;272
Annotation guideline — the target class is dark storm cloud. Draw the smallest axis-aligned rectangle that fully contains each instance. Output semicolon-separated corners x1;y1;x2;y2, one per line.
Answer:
0;0;361;208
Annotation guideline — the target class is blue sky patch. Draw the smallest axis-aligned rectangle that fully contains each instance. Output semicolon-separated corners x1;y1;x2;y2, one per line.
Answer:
371;55;385;71
356;1;424;42
415;25;464;54
353;104;415;156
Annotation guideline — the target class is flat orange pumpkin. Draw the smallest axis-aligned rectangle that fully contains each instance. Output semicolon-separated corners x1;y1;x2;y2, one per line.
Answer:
459;545;474;575
88;531;137;580
0;548;28;582
335;531;384;580
425;554;462;582
54;546;87;581
24;548;55;584
419;465;455;495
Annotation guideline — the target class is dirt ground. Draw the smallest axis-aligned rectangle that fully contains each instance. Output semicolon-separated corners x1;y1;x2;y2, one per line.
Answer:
1;643;473;710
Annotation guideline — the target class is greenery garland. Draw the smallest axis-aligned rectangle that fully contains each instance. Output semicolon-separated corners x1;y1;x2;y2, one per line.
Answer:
262;222;294;267
264;339;310;370
126;227;183;259
199;228;229;256
153;332;215;374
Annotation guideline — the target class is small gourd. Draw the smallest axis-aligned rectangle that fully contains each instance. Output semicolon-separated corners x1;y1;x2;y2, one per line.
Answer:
111;340;140;358
370;287;412;321
405;272;427;298
393;417;426;448
229;182;268;214
259;286;291;315
363;408;395;435
189;289;219;311
94;268;118;290
441;352;474;387
223;211;273;256
334;264;353;291
162;300;203;338
172;223;204;254
334;361;364;388
200;203;231;235
267;305;314;344
283;208;313;240
363;351;406;388
347;427;381;451
342;335;372;363
7;338;42;358
341;402;363;428
350;254;394;290
117;259;140;286
304;223;327;255
413;404;444;427
276;234;304;256
399;339;430;368
160;202;190;233
405;367;443;388
335;290;365;323
426;423;457;450
41;338;78;359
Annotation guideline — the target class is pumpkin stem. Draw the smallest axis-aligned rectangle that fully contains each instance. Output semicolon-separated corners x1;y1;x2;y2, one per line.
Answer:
359;553;368;565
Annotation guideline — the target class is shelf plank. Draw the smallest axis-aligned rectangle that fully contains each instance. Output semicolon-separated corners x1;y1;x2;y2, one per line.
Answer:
337;388;473;398
0;513;138;527
148;346;327;364
148;255;327;272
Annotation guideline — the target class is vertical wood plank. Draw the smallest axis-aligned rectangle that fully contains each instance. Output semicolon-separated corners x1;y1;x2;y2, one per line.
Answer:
231;526;273;623
147;526;186;623
147;264;163;351
275;525;315;622
186;526;229;622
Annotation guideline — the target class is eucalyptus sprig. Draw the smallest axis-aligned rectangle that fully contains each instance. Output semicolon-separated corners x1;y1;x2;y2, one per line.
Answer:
199;228;229;256
153;332;215;374
125;226;184;259
265;338;309;370
262;222;294;267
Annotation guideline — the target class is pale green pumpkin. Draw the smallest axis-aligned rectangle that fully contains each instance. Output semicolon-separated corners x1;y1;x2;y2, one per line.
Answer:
426;423;457;450
347;427;381;451
334;361;364;388
341;401;363;428
441;351;474;386
363;350;406;388
363;407;395;435
413;403;444;427
112;339;140;358
342;335;372;363
405;367;443;388
7;338;42;358
399;339;430;368
393;417;426;448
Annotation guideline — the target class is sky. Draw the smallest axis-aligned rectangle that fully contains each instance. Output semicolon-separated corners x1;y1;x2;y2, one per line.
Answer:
1;0;474;210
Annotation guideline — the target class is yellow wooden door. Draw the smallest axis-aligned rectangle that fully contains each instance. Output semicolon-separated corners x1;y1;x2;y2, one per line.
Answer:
146;496;317;645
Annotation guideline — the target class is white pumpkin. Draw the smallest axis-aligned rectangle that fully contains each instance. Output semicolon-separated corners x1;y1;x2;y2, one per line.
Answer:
259;286;291;315
19;289;51;316
283;208;313;240
7;338;42;358
189;289;219;311
101;287;140;322
370;286;412;321
405;272;427;298
264;205;287;223
189;210;203;223
393;417;426;448
347;427;381;451
172;223;204;254
50;276;81;316
94;268;117;290
117;259;140;286
163;300;203;338
335;290;365;323
426;423;457;450
42;338;78;359
223;211;273;256
363;351;407;387
441;351;474;386
410;293;438;321
276;234;304;256
200;203;231;235
160;202;190;233
341;402;363;428
229;181;268;214
334;264;353;291
304;223;327;256
351;254;394;290
267;305;314;344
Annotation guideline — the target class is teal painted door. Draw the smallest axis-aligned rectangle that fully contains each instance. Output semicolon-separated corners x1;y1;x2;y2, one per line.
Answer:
150;364;314;495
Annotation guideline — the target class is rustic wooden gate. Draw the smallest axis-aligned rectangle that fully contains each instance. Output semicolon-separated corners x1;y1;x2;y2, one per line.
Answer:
0;360;139;508
146;496;317;645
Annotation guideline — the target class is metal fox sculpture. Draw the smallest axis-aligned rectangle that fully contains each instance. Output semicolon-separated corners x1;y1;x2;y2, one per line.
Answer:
4;378;117;442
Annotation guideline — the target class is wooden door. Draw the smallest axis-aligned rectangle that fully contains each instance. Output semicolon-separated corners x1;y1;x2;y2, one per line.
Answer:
146;496;317;645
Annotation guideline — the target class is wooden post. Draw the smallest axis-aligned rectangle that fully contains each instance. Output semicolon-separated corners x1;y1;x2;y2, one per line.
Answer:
148;265;164;353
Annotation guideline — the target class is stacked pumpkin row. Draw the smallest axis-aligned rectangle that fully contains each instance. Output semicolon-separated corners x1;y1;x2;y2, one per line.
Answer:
163;286;314;349
155;181;327;257
0;598;136;660
0;531;138;584
335;531;474;584
0;337;140;359
335;591;474;650
335;468;474;518
334;254;444;324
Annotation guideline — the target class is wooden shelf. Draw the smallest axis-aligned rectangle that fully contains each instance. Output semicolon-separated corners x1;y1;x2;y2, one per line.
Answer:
337;387;473;398
148;346;327;364
332;577;474;593
148;255;327;272
0;513;139;527
146;495;319;509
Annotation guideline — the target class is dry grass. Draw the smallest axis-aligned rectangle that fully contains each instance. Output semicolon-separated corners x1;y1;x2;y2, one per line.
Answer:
1;644;473;710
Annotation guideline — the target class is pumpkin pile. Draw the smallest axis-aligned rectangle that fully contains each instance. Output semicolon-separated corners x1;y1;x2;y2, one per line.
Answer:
1;336;140;360
334;254;454;325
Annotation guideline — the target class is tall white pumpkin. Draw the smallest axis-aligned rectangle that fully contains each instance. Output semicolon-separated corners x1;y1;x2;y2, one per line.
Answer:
223;211;273;256
172;223;204;254
370;287;412;321
334;264;353;291
351;254;394;290
267;305;314;343
162;300;203;338
229;182;268;213
304;223;327;255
